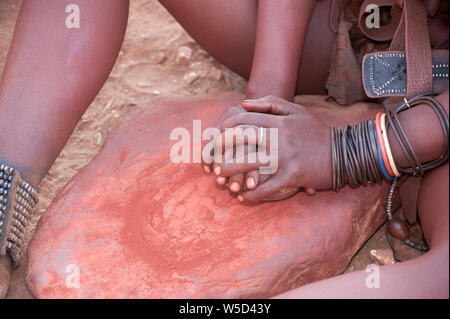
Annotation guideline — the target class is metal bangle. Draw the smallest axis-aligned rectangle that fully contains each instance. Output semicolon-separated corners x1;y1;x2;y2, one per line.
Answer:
0;163;39;268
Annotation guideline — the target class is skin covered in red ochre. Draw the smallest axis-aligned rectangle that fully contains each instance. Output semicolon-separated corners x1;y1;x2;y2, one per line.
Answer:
26;93;389;298
0;0;330;297
1;0;447;298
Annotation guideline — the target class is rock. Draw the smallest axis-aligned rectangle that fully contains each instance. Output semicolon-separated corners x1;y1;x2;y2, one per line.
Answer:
156;52;166;64
138;34;149;42
195;49;209;58
127;100;137;107
27;93;388;298
184;71;199;84
111;110;120;118
176;46;192;65
369;249;395;265
94;132;102;146
211;67;222;81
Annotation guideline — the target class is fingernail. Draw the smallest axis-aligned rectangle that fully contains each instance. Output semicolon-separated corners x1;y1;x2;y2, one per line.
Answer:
237;195;244;203
217;177;226;185
203;165;211;174
214;166;221;176
230;182;240;193
246;177;255;189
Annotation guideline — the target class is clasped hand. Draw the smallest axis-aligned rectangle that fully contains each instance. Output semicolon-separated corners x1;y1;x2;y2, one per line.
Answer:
202;95;333;203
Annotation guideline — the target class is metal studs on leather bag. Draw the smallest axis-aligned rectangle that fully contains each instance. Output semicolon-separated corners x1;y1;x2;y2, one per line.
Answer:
0;163;38;268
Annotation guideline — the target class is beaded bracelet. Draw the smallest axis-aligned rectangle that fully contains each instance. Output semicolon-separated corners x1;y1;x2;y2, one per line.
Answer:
0;163;39;267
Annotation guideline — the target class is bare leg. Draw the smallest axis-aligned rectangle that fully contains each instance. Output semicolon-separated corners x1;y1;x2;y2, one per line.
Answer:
159;0;336;95
0;0;129;186
159;0;258;81
0;0;129;296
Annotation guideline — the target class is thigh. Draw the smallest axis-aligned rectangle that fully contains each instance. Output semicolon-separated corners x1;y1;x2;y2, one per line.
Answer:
159;0;258;79
159;0;337;95
418;163;449;250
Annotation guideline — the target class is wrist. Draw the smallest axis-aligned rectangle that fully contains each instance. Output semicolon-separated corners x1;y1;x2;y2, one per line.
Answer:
246;77;295;102
299;125;333;191
316;126;333;190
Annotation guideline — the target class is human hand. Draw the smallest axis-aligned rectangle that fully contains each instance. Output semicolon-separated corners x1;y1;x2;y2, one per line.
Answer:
213;95;333;203
202;104;260;194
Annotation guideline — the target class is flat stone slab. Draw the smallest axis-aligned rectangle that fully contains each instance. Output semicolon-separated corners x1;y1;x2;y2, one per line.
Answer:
27;93;387;298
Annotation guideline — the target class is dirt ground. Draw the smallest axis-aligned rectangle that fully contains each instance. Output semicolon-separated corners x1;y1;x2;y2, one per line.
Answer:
1;0;391;299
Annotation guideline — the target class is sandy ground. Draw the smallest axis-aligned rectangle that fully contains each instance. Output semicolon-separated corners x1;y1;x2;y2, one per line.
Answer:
1;0;390;299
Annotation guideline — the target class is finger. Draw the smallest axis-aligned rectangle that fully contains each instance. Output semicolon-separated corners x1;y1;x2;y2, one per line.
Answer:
215;125;267;154
214;144;235;184
245;170;260;190
203;106;245;173
201;142;213;174
228;173;244;193
242;96;300;115
213;143;235;175
216;176;227;186
227;144;247;193
238;174;290;203
201;128;220;174
215;152;266;177
305;188;317;196
221;113;279;131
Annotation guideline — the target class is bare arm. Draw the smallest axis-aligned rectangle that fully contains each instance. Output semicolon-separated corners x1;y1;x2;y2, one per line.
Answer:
388;91;449;168
246;0;316;101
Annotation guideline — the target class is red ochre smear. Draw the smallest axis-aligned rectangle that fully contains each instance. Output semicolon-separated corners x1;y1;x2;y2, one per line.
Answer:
70;53;77;71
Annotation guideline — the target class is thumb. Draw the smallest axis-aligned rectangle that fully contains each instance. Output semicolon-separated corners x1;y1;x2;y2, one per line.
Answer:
242;96;299;115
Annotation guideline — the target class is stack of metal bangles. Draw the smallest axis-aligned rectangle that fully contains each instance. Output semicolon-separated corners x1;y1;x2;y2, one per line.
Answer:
330;93;449;251
0;164;39;267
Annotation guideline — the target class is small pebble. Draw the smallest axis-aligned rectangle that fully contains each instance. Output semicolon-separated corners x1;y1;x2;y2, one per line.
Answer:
94;132;102;146
211;67;222;81
184;71;199;85
156;52;167;64
369;249;395;265
176;46;192;65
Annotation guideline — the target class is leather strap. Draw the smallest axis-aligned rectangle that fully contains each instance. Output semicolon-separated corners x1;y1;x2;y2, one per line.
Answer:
359;0;435;98
390;0;433;97
362;50;449;98
329;0;345;33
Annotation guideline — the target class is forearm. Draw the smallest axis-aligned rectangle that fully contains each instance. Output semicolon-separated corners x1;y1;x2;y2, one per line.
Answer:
274;241;449;298
0;0;129;187
388;91;449;169
246;0;315;101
